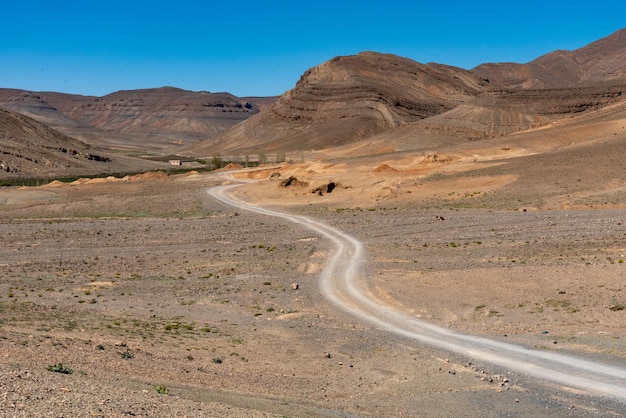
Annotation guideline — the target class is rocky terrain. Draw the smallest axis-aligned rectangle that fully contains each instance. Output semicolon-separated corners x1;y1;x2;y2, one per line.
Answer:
1;28;626;417
190;29;626;158
0;107;162;180
0;87;276;153
0;162;625;417
472;28;626;88
189;53;489;155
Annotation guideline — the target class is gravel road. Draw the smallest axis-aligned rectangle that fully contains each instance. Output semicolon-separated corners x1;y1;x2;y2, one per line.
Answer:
211;173;626;403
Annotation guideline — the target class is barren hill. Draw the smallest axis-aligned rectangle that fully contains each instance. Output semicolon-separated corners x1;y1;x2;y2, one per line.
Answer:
472;28;626;89
0;87;276;153
190;36;626;157
3;28;626;175
47;87;260;136
0;107;159;179
189;52;489;155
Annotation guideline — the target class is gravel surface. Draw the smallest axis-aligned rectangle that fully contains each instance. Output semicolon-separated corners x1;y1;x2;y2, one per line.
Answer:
1;170;625;417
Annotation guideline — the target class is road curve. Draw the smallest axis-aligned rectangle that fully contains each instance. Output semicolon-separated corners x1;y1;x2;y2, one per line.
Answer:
208;174;626;402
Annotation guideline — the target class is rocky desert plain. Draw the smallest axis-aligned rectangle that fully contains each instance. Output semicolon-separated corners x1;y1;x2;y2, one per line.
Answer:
1;29;626;417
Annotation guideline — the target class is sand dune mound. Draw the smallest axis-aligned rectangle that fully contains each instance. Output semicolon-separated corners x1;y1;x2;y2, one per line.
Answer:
420;153;453;164
220;163;243;170
373;164;397;173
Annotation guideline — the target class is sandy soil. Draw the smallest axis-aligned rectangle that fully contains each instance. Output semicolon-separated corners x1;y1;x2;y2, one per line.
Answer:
1;160;625;417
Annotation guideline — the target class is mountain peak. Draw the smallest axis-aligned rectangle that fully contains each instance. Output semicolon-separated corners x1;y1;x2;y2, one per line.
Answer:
191;53;488;154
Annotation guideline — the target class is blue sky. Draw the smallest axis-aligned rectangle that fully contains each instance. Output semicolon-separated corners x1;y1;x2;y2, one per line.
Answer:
2;1;625;97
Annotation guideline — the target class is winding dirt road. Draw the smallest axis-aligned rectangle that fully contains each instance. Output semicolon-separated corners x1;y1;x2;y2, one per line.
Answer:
208;175;626;403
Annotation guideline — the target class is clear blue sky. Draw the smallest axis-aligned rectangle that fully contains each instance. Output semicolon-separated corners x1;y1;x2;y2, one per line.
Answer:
2;1;624;97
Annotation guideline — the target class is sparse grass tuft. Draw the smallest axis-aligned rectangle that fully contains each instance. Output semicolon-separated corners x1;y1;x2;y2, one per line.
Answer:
609;300;626;311
47;363;73;374
545;298;578;313
120;350;134;359
155;385;169;394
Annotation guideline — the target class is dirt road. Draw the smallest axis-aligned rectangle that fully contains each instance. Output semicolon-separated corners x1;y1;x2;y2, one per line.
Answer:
209;174;626;402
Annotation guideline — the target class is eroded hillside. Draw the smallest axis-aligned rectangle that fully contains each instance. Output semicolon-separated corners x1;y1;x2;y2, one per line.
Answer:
190;52;490;154
190;43;626;157
0;107;158;179
0;87;276;153
472;28;626;88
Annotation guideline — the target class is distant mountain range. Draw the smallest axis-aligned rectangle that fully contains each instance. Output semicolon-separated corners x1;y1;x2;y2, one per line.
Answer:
0;87;275;153
1;28;625;177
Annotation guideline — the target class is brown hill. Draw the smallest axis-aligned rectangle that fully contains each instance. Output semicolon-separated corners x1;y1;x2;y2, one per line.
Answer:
0;107;159;179
0;89;89;131
0;88;276;153
416;84;626;141
189;52;489;155
472;28;626;89
4;29;626;175
47;87;260;136
190;43;626;157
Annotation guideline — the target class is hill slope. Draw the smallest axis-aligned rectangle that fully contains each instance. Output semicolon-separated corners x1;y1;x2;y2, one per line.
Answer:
0;107;158;178
189;52;489;155
0;88;275;153
190;37;626;157
472;28;626;89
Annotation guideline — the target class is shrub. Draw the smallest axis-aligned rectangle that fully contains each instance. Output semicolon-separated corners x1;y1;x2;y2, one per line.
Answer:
47;364;73;374
120;350;134;359
155;385;169;394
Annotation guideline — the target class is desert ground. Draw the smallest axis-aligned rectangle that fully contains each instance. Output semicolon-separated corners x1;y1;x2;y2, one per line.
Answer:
3;28;626;417
1;142;625;417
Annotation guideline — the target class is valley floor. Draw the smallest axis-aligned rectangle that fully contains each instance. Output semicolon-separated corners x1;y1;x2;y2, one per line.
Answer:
1;170;625;417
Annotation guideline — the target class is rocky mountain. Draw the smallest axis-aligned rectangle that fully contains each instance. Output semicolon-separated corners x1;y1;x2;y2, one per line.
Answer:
190;29;626;156
3;27;626;173
0;87;276;153
0;107;155;178
189;52;490;154
472;28;626;89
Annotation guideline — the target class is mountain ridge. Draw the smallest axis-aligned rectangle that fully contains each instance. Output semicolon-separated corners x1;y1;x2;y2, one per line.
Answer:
189;52;491;155
0;87;277;153
0;107;161;178
1;28;626;176
190;27;626;156
472;28;626;89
